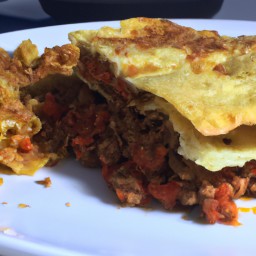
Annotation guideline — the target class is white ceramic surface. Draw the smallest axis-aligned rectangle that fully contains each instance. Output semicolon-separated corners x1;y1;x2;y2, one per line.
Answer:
1;20;256;256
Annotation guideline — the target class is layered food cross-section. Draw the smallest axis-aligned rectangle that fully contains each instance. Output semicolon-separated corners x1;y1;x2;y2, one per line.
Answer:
3;18;256;225
68;18;256;224
0;39;79;175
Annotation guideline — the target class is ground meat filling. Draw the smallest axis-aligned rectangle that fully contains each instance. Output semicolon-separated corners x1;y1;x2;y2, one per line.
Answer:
33;53;256;225
73;52;256;224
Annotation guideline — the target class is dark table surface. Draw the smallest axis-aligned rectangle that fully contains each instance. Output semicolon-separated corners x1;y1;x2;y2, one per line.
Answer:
0;16;55;34
0;0;255;35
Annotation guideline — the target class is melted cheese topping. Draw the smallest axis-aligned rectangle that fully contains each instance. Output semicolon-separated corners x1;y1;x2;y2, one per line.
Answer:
69;18;256;171
155;97;256;171
69;18;256;136
0;40;81;176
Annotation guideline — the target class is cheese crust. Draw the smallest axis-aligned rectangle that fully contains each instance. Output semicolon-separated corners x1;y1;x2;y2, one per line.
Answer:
0;40;79;175
69;18;256;171
69;17;256;136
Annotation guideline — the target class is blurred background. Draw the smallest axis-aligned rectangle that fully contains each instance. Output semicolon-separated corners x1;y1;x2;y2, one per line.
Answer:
0;0;255;33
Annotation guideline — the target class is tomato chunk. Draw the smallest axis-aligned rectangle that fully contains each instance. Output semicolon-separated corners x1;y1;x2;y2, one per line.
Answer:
42;93;67;121
132;145;167;173
202;183;238;225
19;137;33;153
148;181;180;209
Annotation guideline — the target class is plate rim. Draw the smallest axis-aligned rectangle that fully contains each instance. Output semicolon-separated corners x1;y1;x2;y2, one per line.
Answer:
1;18;256;256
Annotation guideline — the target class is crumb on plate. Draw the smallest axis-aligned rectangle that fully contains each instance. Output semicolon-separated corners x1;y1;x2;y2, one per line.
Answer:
36;177;52;188
18;203;30;208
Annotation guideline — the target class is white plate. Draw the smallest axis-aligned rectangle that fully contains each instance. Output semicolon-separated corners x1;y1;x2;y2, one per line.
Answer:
1;19;256;256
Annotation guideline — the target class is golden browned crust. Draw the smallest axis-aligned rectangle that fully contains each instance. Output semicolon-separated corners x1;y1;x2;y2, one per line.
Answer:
32;44;80;83
99;18;226;56
0;40;80;175
69;18;256;136
88;18;256;62
1;40;80;89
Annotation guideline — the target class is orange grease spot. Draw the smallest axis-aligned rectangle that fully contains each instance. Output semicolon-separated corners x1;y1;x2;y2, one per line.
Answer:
240;197;252;201
238;206;256;215
238;207;251;213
